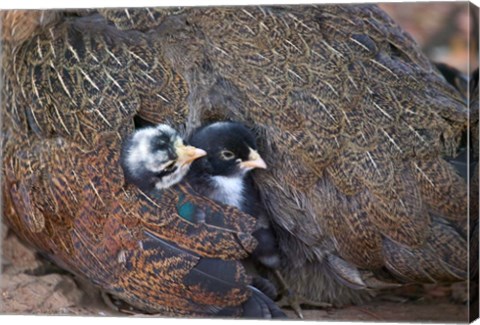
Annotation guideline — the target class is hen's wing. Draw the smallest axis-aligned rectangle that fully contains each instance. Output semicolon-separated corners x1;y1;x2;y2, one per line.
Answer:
1;10;284;317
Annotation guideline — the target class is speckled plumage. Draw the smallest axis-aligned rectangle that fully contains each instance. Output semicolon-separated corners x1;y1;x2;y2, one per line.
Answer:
0;9;280;317
1;4;469;313
469;68;479;310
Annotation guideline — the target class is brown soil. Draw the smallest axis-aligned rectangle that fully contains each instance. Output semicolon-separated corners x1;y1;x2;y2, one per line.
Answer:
0;223;470;321
0;224;116;316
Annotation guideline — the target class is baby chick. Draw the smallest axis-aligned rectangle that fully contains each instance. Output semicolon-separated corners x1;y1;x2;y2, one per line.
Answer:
187;121;280;271
120;124;206;192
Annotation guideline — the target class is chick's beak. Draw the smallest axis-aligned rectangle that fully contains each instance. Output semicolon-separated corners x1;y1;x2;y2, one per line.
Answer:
240;148;267;170
176;144;207;166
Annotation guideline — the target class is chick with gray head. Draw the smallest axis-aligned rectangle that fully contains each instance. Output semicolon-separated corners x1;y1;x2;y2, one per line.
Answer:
120;124;207;192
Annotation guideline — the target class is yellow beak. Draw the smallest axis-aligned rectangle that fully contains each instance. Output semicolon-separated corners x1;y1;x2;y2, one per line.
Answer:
240;148;267;170
176;143;207;166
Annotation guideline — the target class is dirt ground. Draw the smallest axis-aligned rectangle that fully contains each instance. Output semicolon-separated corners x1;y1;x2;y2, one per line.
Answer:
0;223;472;322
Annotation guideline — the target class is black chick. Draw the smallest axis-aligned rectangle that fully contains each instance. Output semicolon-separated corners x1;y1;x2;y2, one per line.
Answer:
187;121;281;271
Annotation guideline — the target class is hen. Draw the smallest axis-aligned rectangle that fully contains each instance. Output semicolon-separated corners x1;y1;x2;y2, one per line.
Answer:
1;4;470;313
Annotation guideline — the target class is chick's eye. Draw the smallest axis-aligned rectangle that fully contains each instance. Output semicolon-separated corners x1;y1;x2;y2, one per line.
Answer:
152;139;167;151
220;150;235;160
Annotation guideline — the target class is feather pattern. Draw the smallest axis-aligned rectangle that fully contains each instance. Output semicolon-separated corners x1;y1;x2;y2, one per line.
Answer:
1;4;469;312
